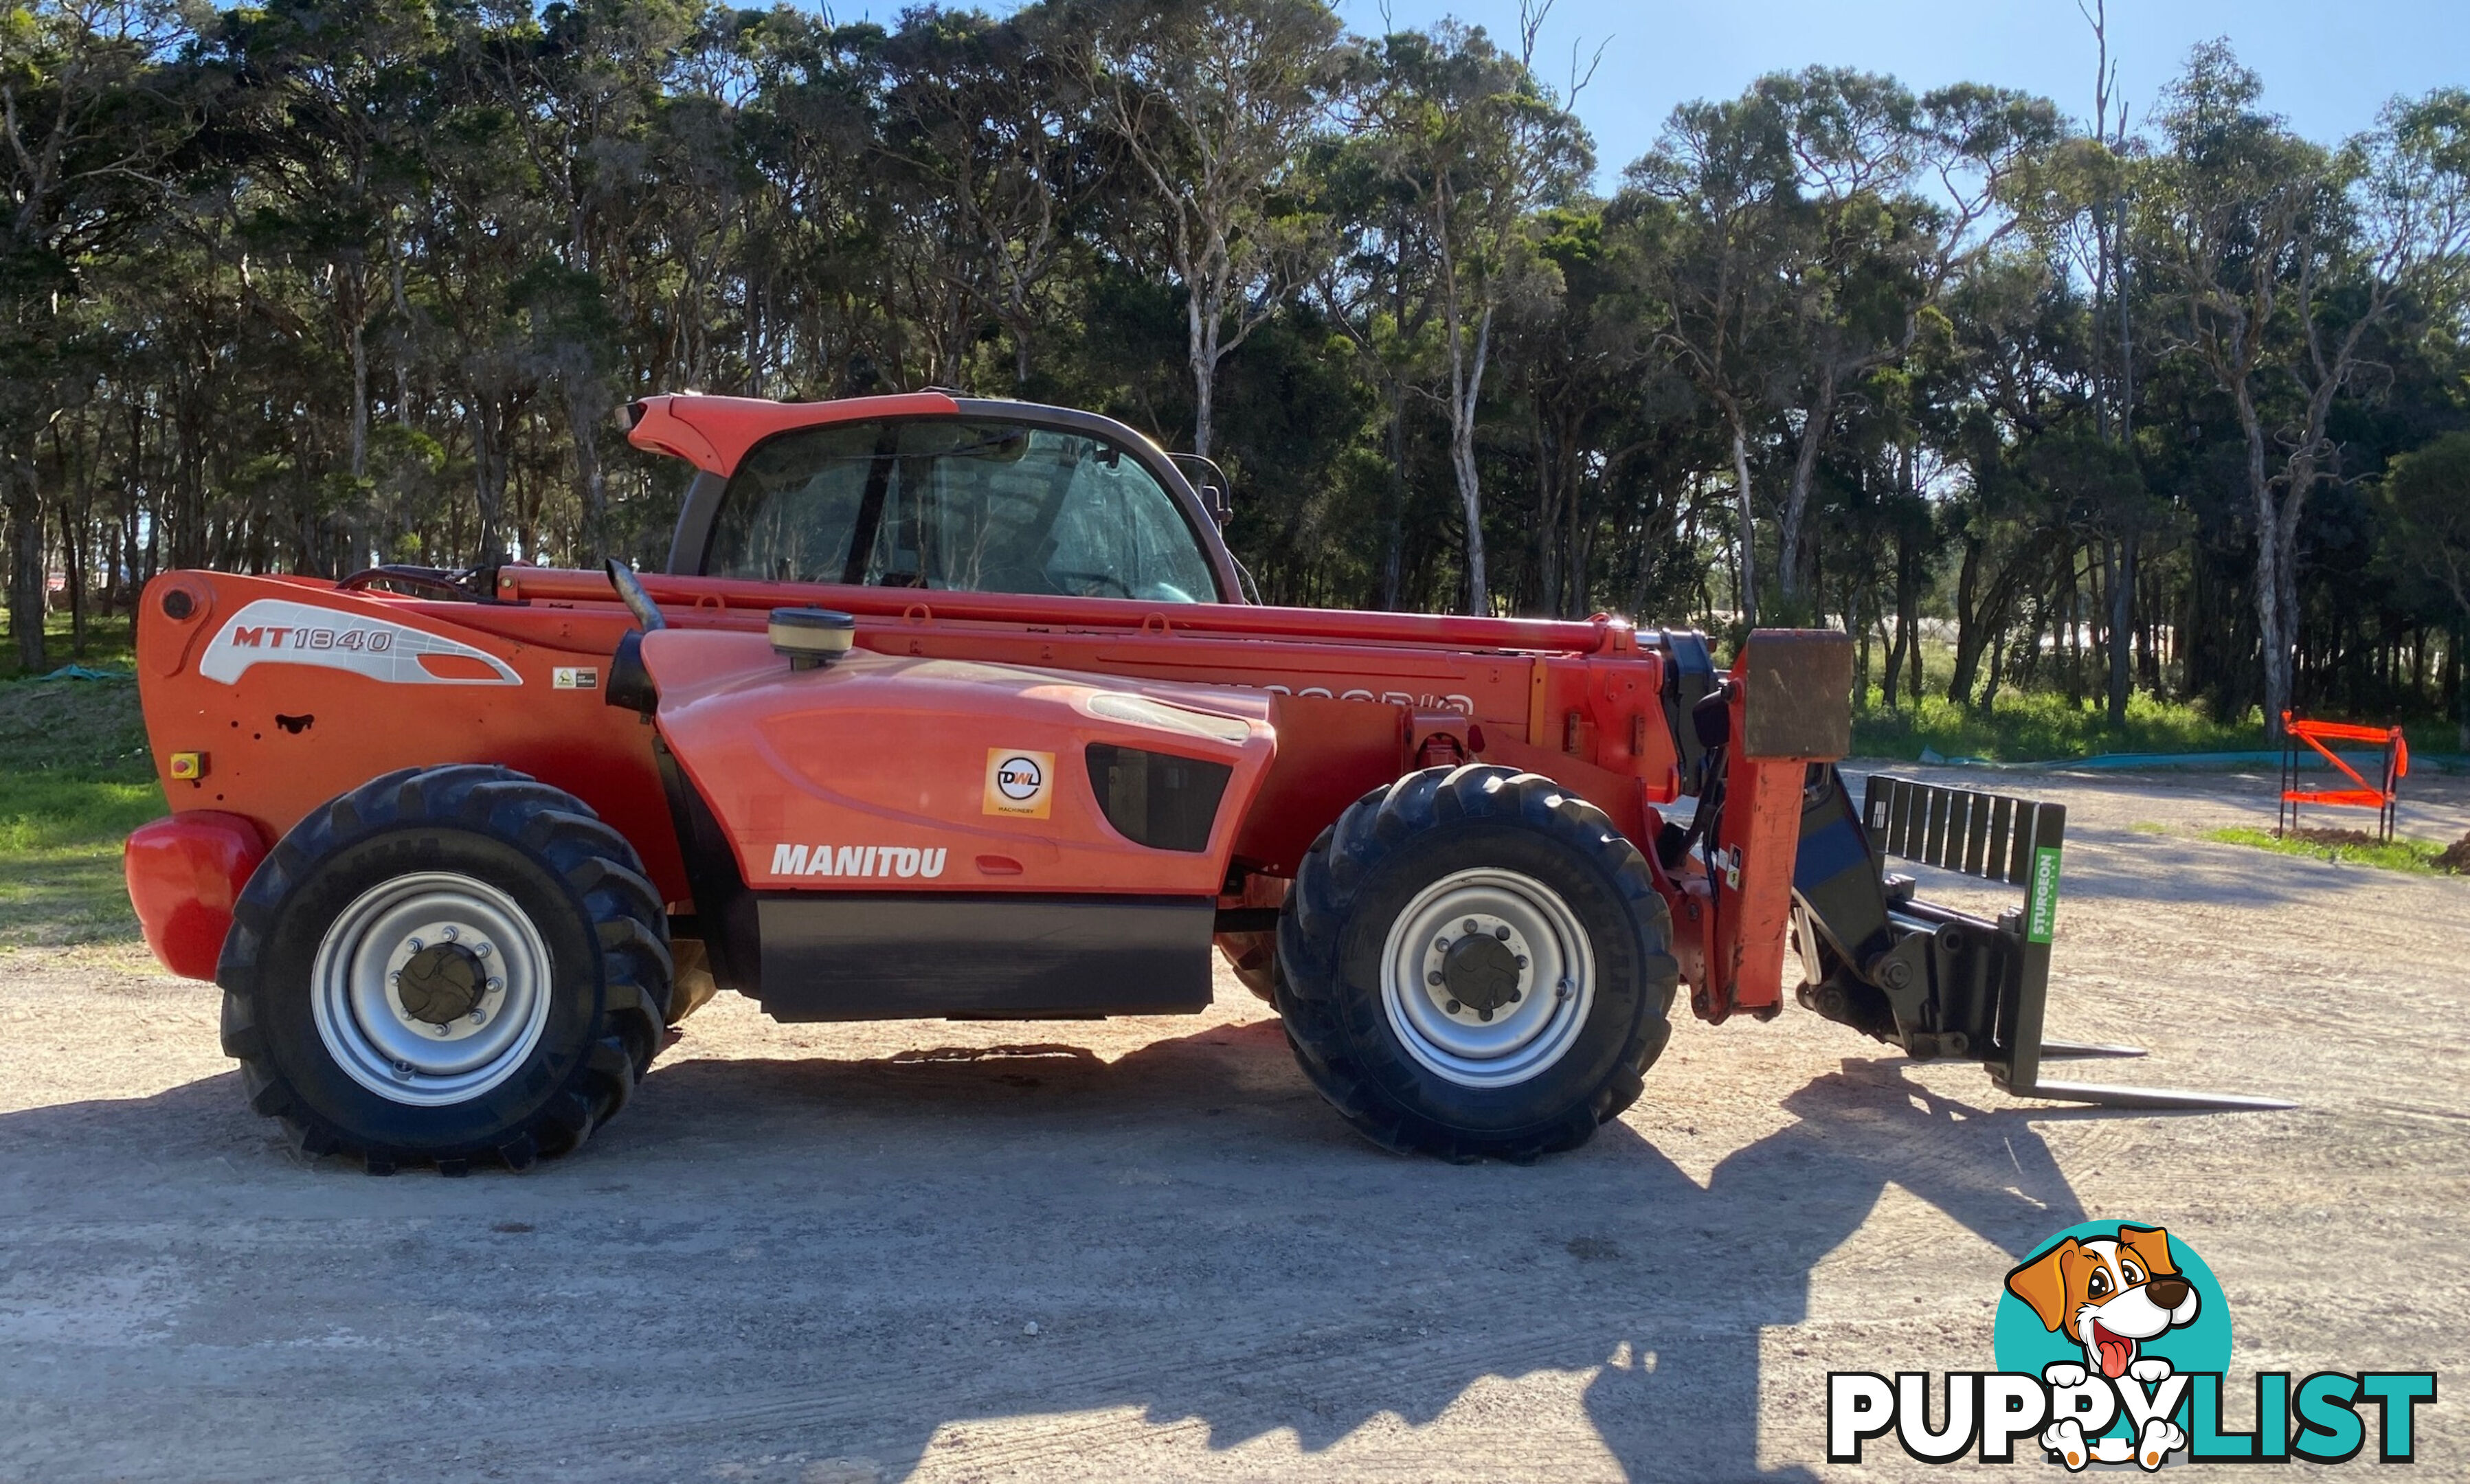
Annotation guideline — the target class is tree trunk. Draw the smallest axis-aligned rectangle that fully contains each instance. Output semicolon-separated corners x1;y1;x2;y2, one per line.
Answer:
2104;533;2137;725
1948;537;1985;706
1378;381;1406;610
1982;624;2009;712
63;494;85;658
1728;414;1756;626
1452;413;1484;615
1188;286;1218;460
1909;598;1925;705
2454;618;2469;752
349;294;371;482
8;460;45;673
1776;366;1835;610
1564;442;1594;619
564;380;609;561
2062;552;2085;706
1882;530;1911;712
1534;412;1560;617
471;398;508;565
1446;303;1493;616
2228;381;2291;737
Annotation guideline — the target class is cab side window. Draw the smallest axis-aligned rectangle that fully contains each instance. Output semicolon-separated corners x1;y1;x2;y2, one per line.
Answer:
706;421;887;585
705;418;1219;603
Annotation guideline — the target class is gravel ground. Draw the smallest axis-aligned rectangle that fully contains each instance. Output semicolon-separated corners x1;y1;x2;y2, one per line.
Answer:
1;767;2464;1483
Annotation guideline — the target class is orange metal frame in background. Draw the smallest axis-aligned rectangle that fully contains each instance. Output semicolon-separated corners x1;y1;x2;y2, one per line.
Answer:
2278;712;2408;842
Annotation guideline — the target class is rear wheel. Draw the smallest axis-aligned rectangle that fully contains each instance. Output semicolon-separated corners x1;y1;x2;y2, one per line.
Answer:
1276;765;1675;1161
218;765;671;1173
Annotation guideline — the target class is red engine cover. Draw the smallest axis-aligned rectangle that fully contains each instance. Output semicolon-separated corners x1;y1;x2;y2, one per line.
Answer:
640;628;1280;896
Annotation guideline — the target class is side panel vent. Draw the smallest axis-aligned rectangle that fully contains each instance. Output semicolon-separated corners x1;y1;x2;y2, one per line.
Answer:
1085;744;1232;853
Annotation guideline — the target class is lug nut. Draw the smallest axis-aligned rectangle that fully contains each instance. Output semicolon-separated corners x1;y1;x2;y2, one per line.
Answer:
1445;999;1463;1014
1463;919;1479;934
388;971;402;987
474;943;491;959
1478;1007;1494;1022
1493;925;1509;941
1507;987;1522;1002
1427;971;1444;986
440;927;458;943
405;938;423;953
486;977;504;993
1515;955;1527;968
1556;978;1575;1000
469;1011;486;1026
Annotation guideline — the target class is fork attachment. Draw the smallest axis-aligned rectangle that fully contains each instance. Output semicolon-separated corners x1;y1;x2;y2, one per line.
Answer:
1786;770;2292;1112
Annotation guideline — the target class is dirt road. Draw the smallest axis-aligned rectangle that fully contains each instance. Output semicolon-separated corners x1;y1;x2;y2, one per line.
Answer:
2;768;2464;1482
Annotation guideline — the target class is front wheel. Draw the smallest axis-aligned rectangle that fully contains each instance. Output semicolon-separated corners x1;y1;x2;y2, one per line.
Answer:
217;765;671;1173
1276;765;1675;1161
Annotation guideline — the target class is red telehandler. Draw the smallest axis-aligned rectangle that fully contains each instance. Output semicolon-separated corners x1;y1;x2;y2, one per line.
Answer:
122;392;2278;1173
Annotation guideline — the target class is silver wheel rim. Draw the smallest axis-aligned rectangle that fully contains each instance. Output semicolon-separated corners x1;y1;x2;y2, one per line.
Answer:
1378;867;1596;1089
311;872;554;1107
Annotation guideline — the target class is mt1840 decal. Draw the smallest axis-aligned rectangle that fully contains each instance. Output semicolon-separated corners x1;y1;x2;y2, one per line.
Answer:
199;598;521;686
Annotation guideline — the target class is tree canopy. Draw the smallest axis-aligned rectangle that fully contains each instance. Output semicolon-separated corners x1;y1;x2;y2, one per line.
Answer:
3;0;2465;742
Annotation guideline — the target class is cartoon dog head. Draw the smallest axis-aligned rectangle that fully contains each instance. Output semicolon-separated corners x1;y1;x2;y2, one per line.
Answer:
2004;1224;2199;1380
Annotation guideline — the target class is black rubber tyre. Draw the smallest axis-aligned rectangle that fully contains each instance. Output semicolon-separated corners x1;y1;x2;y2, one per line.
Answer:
1275;765;1676;1162
1214;930;1281;1002
217;765;672;1174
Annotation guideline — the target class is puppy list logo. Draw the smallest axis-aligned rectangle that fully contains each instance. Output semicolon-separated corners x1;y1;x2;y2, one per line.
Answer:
1828;1221;2436;1470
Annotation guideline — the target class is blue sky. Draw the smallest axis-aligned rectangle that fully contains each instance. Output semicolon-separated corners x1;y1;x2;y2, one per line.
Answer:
1339;0;2469;181
831;1;2467;186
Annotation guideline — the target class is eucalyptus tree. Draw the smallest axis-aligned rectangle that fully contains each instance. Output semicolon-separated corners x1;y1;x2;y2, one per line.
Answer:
1062;0;1352;461
1624;87;1797;622
1630;69;2058;621
1312;113;1434;609
2383;431;2470;747
1760;70;2061;614
0;0;192;666
873;6;1089;390
2144;46;2470;737
1354;20;1588;614
503;0;704;557
214;0;439;495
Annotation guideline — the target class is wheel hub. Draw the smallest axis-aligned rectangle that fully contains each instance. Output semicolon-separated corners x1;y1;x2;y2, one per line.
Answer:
1440;932;1522;1015
1380;869;1597;1089
311;873;552;1108
396;942;486;1024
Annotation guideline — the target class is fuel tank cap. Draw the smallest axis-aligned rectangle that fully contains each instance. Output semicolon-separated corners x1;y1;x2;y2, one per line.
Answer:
769;607;856;671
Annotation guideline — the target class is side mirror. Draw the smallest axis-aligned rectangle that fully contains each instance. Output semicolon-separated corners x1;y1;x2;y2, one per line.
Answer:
1169;453;1234;526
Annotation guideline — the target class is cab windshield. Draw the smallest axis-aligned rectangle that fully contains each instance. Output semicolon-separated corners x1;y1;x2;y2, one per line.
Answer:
706;419;1219;603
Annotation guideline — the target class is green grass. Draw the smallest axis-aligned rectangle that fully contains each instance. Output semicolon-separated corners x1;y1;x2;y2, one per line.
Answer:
0;612;137;682
2203;827;2454;875
1852;687;2265;763
1852;685;2463;765
0;658;165;947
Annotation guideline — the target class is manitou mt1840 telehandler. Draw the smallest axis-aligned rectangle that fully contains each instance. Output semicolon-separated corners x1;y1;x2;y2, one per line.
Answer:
123;392;2277;1173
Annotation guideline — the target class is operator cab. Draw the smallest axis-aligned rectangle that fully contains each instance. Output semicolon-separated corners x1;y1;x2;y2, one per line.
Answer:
676;408;1231;604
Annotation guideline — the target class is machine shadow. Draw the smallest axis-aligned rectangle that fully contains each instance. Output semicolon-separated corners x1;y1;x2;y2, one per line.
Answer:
613;1029;2094;1481
0;1024;2090;1483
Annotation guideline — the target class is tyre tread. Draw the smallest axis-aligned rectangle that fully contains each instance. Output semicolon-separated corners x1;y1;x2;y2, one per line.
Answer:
1276;764;1676;1161
216;765;670;1173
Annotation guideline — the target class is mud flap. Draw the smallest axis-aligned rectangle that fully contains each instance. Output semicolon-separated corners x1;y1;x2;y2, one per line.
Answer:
1788;772;2293;1112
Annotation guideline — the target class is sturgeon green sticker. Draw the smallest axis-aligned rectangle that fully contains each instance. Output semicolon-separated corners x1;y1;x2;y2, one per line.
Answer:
2025;846;2062;943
